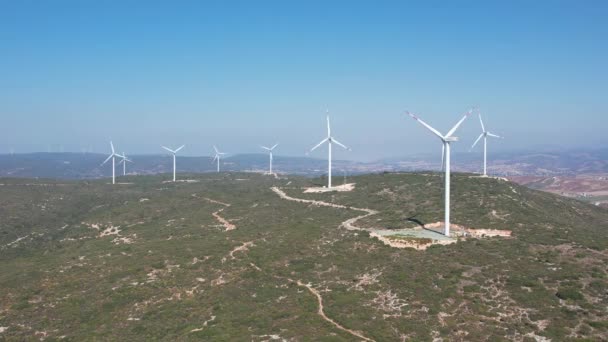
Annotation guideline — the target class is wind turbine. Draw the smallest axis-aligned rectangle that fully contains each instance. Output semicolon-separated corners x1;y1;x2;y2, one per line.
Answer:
309;112;351;188
161;145;185;182
407;109;472;237
260;143;279;174
117;152;133;176
471;112;502;176
212;145;226;173
101;141;120;184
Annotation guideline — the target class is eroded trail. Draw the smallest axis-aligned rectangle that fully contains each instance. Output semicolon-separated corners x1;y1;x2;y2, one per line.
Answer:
229;241;254;259
1;234;32;249
270;187;378;341
262;268;376;341
203;198;236;231
291;279;375;342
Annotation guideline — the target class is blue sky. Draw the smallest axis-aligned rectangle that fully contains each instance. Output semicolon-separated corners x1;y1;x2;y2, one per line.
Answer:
1;1;607;160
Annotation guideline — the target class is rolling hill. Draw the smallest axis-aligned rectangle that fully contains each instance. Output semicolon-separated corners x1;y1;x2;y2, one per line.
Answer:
0;153;354;180
0;172;607;340
1;148;607;180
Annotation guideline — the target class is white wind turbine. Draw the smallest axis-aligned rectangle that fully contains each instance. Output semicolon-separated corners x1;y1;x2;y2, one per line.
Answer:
101;141;120;184
161;145;185;182
309;113;351;188
117;152;133;176
407;109;472;237
212;145;226;173
471;112;502;176
260;143;279;174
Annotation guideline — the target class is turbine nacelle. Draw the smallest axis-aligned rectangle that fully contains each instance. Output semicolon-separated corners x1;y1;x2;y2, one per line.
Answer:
117;153;133;164
162;145;185;155
101;141;119;166
261;143;279;152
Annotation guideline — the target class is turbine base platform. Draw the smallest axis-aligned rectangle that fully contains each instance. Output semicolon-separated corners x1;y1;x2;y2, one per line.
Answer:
303;183;355;193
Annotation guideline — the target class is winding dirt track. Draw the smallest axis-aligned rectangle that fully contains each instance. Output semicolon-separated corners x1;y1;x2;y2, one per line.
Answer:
270;187;376;341
270;187;378;232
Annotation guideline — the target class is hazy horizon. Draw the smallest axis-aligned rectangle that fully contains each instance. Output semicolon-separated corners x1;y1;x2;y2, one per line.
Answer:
1;144;606;164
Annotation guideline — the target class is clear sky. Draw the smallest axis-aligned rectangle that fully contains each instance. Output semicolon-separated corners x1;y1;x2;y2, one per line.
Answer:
1;0;607;161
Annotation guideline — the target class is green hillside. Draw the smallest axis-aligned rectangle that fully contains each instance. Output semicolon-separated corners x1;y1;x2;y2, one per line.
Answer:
1;172;607;341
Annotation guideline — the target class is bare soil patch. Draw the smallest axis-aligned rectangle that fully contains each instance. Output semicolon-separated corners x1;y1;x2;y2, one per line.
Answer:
203;197;236;231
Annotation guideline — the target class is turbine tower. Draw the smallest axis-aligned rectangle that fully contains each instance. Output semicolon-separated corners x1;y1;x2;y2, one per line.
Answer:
101;141;120;184
117;152;133;176
260;143;279;174
161;145;185;182
309;112;351;188
212;145;226;173
471;112;502;176
407;109;472;237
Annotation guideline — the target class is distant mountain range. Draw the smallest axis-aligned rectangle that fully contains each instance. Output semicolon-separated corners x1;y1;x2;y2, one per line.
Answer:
388;148;608;176
0;148;606;179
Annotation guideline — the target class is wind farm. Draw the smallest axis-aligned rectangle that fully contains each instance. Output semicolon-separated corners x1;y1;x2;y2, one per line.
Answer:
1;1;607;341
2;114;604;341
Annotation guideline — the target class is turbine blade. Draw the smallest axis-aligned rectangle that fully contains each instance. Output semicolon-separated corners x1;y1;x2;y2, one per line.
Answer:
271;143;279;150
213;145;219;154
101;154;112;166
110;141;115;154
261;145;270;151
446;108;473;137
161;146;174;153
326;114;331;137
332;138;350;151
479;113;486;132
487;132;502;138
471;133;484;150
310;138;328;152
174;145;185;153
406;111;445;140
